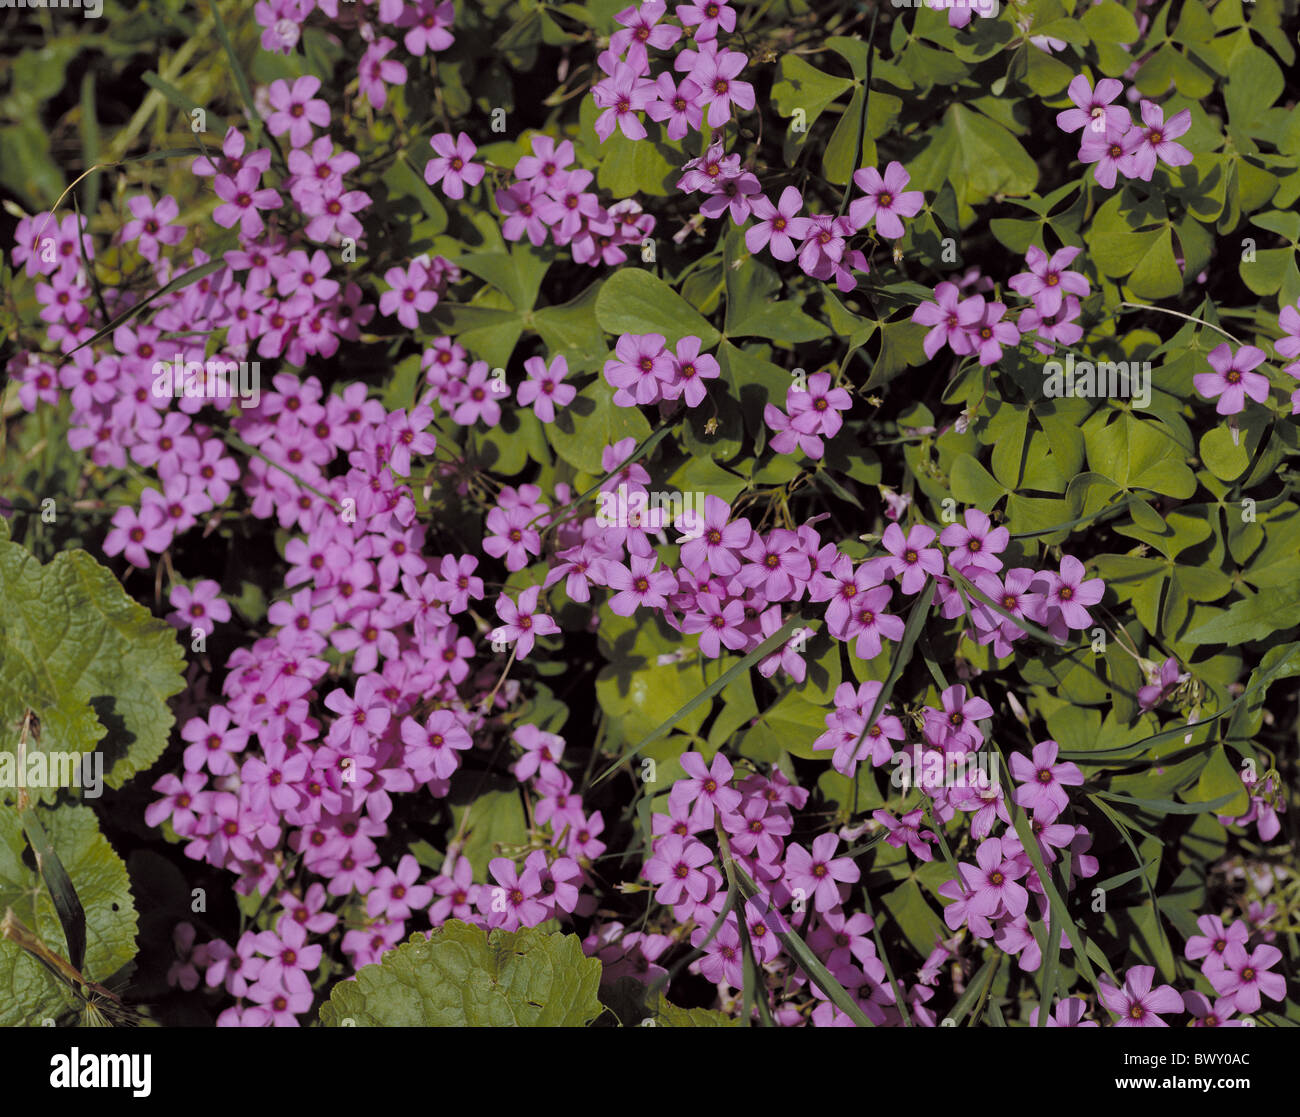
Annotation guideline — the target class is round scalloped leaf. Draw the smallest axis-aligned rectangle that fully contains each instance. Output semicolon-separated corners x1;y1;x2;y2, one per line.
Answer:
318;920;603;1027
0;805;138;1026
0;519;187;804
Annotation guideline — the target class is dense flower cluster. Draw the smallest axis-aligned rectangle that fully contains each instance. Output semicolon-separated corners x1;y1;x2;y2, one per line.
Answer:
5;0;1295;1031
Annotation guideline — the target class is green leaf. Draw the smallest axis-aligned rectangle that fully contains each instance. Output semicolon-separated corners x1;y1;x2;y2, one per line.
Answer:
446;789;529;881
598;654;710;744
1081;1;1140;42
651;997;740;1027
740;692;830;761
881;878;946;958
545;375;652;474
1184;589;1300;645
318;921;603;1027
1186;745;1250;816
1126;227;1183;299
1228;642;1300;739
1083;414;1196;498
770;55;853;128
595;128;679;199
78;72;101;217
727;302;831;343
531;283;608;372
907;104;1038;224
142;72;226;135
1022;44;1075;96
599;976;740;1026
950;453;1009;506
381;154;448;239
460;245;550;312
1199;423;1251;481
0;806;137;1027
0;519;188;804
592;614;808;786
595;268;719;349
0;122;65;210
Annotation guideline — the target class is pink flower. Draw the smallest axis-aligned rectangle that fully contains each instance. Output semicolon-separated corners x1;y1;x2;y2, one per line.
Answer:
921;684;994;751
266;75;330;148
645;72;704;140
511;723;566;785
1208;942;1286;1014
610;2;681;70
517;354;575;423
676;0;736;41
663;335;720;408
962;297;1020;366
1126;100;1193;180
485;857;547;931
847;162;924;239
1007;245;1090;318
103;503;171;569
1031;996;1099;1027
1182;991;1247;1028
1137;656;1188;710
424;132;485;200
938;508;1009;572
882;523;944;595
121;194;185;263
644;834;715;905
592;62;656;142
168;579;232;635
690;47;754;128
681;593;748;658
678;495;752;574
1057;74;1130;135
213;167;283;237
912;281;982;359
607;554;676;616
1193;343;1271;415
452;361;509;426
1099;965;1184;1026
603;331;674;406
379;261;438;329
960;835;1029;919
873;808;936;861
1078;123;1142;190
670;751;742;827
785;834;859;912
359;37;406;110
745;186;811;261
1033;555;1104;639
398;0;455;55
400;709;472;782
1010;739;1084;822
366;854;433;922
490;585;560;659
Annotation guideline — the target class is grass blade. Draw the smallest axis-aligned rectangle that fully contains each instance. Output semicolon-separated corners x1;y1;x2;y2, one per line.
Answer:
18;807;87;975
210;0;278;160
590;613;809;787
79;73;101;217
729;861;875;1027
854;579;937;756
944;955;996;1026
68;256;228;356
